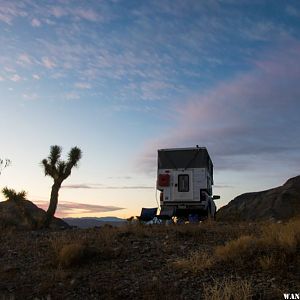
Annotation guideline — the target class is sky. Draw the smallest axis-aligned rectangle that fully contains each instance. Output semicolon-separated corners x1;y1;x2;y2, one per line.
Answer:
0;0;300;218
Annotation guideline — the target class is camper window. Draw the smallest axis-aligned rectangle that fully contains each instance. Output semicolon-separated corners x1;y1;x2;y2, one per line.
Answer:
178;174;189;192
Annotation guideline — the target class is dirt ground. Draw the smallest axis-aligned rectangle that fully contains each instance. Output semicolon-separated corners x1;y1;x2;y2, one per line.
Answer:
0;221;299;299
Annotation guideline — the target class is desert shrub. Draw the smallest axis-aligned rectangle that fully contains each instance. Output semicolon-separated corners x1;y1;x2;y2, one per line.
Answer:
118;223;152;238
2;187;27;201
214;235;262;263
173;251;213;272
172;219;300;273
260;219;300;253
258;255;278;271
203;278;252;300
57;242;95;268
50;227;121;268
174;223;207;239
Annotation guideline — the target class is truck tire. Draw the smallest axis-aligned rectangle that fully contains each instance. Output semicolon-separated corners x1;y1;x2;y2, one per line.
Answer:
206;204;213;221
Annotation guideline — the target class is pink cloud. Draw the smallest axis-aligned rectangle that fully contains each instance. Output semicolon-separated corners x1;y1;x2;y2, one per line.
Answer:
41;57;56;69
137;41;300;172
74;82;91;89
72;8;99;21
33;200;124;218
62;183;153;189
51;6;67;18
31;18;41;27
10;74;22;82
0;2;27;24
18;53;32;65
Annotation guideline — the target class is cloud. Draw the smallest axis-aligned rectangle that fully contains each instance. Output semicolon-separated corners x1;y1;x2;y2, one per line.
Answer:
65;92;80;100
18;53;32;65
22;93;38;101
137;41;300;172
107;176;132;180
41;57;56;69
71;8;99;22
10;74;22;82
62;183;153;189
34;200;124;217
286;5;300;17
0;2;27;24
74;82;91;89
50;6;105;22
51;6;67;18
32;74;40;80
31;18;41;27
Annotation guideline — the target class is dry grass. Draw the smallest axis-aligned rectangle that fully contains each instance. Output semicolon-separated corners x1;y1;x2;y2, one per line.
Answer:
118;223;153;238
173;251;213;272
49;227;121;268
57;242;97;268
203;278;252;300
258;255;278;271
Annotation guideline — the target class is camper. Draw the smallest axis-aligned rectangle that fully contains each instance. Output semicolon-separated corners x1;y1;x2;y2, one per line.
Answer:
157;146;219;221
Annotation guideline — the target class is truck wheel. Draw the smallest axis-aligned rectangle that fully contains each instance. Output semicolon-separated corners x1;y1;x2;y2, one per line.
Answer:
207;208;211;220
206;205;213;221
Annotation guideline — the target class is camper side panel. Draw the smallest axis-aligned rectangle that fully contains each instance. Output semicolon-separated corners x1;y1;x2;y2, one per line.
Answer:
192;168;207;201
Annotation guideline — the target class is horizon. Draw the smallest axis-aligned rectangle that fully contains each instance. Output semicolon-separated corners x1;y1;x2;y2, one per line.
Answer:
1;0;300;218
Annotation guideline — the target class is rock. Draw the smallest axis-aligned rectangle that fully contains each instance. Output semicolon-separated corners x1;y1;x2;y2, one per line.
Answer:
0;199;69;230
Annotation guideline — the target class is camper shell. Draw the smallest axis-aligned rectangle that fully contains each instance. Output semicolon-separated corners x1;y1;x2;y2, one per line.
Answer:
157;147;218;220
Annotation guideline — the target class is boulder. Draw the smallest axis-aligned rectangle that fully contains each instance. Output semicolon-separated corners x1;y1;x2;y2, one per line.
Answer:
0;199;69;229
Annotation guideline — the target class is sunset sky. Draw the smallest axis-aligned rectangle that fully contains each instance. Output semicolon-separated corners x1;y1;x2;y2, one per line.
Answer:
1;0;300;218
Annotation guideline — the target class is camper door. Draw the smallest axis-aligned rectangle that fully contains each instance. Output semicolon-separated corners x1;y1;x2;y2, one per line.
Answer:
172;171;193;201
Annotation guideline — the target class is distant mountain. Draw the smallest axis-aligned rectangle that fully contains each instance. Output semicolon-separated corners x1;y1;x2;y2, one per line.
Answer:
63;217;126;228
217;175;300;221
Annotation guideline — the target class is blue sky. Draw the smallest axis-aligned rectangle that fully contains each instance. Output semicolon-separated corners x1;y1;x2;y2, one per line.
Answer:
0;0;300;218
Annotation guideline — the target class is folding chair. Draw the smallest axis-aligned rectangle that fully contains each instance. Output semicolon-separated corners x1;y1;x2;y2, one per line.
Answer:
157;206;175;223
136;207;158;223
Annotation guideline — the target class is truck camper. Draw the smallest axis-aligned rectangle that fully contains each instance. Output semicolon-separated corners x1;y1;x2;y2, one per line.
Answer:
157;146;220;221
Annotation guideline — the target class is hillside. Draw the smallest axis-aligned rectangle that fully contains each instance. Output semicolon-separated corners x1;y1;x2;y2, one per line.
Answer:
0;199;69;229
217;175;300;221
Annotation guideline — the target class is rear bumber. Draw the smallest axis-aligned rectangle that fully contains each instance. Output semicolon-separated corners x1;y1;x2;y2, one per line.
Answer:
161;201;208;218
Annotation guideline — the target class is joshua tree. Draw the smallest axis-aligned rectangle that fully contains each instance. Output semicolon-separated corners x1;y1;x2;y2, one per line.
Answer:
2;187;27;201
41;145;82;228
0;158;11;175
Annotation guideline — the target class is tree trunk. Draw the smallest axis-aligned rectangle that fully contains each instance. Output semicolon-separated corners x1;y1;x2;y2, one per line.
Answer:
42;180;61;228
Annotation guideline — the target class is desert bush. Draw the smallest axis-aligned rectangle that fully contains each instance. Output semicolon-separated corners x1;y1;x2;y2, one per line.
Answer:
57;242;95;268
2;187;27;201
214;235;261;263
118;223;152;238
172;219;300;273
258;255;278;271
260;219;300;252
203;278;252;300
50;227;121;268
173;251;213;272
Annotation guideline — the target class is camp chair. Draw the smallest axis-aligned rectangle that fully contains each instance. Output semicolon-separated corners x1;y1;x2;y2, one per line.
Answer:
137;207;158;223
157;206;175;220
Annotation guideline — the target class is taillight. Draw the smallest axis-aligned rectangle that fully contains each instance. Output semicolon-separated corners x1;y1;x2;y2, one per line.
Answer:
158;174;170;187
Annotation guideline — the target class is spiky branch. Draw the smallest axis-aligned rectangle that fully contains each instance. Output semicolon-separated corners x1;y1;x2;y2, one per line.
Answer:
0;158;11;175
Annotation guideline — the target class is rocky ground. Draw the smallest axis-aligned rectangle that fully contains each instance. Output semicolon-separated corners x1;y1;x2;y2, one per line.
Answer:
0;221;299;299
